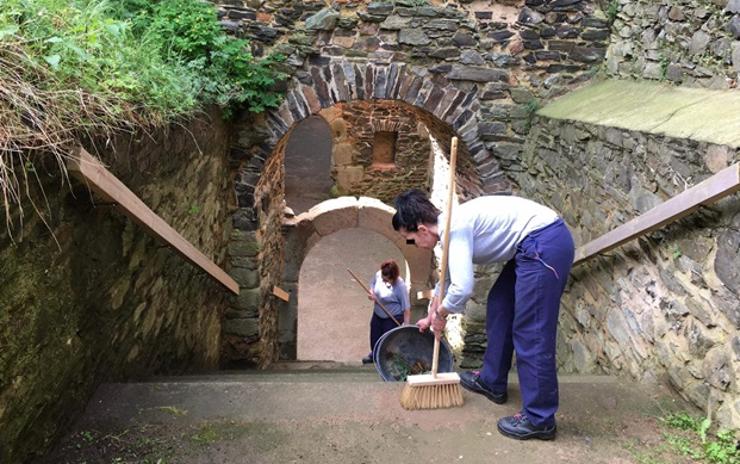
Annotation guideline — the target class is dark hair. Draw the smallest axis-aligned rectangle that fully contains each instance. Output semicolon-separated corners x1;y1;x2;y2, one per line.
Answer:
392;189;440;232
380;260;400;281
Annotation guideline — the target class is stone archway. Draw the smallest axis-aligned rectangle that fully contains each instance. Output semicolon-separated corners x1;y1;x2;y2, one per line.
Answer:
263;59;508;193
277;196;432;359
224;60;510;367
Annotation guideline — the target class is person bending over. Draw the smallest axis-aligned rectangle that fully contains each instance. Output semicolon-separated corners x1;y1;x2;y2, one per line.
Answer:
392;189;574;441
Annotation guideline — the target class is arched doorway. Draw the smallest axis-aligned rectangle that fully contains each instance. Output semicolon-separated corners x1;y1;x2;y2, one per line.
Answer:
297;228;408;362
284;115;333;214
278;196;432;360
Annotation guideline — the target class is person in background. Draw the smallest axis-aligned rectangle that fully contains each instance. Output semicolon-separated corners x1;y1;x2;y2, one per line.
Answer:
362;260;411;364
392;189;574;441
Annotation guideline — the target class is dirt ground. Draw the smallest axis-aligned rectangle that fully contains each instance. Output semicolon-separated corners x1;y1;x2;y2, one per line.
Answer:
40;367;702;464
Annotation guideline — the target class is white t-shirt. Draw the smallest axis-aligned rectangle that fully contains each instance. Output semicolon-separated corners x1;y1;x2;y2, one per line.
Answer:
369;271;410;319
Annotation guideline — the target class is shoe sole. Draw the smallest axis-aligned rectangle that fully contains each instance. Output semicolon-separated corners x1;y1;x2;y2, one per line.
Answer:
496;423;556;441
460;379;507;404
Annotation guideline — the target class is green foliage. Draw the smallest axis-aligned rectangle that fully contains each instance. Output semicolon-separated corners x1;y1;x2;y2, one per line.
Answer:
157;406;188;416
189;421;252;446
144;0;224;60
1;0;285;226
671;245;682;260
1;0;285;123
524;98;541;116
665;412;697;430
523;98;541;132
187;204;201;215
606;0;620;24
661;413;739;464
121;0;286;115
1;0;197;120
706;431;739;464
80;430;95;443
190;424;219;445
659;54;671;81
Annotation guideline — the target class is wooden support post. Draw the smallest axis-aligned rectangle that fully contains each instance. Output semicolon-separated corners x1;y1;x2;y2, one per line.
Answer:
67;147;240;295
574;163;740;265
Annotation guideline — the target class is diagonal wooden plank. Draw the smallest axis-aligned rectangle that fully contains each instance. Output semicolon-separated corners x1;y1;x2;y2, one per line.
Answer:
574;163;740;265
272;286;290;302
68;147;240;295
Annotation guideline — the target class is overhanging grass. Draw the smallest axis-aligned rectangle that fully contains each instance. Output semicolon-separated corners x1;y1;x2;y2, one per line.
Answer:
0;0;284;233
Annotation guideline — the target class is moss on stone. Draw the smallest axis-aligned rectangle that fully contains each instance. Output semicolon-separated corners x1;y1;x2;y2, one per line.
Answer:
538;80;740;147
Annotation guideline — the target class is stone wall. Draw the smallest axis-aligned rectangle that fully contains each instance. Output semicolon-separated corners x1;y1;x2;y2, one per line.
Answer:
0;112;232;463
605;0;740;87
224;116;286;367
218;0;610;191
216;4;739;429
514;116;739;427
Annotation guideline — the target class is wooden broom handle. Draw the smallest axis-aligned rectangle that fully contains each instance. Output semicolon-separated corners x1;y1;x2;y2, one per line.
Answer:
432;136;458;377
346;268;401;327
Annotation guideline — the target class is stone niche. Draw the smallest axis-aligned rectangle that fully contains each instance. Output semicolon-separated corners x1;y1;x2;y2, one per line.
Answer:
371;130;398;170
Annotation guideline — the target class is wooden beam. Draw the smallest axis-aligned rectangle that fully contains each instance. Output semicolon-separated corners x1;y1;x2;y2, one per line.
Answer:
272;286;290;302
68;147;240;295
574;163;740;265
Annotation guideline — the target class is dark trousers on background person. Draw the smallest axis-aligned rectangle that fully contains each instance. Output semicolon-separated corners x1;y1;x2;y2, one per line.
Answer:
479;219;575;428
370;313;399;354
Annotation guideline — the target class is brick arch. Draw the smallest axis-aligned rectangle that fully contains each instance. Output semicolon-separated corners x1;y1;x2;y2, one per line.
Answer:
277;196;433;359
263;59;507;191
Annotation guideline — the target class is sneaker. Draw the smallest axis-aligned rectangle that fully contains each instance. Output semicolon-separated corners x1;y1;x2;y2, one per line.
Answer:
361;354;373;365
459;370;507;404
497;412;556;441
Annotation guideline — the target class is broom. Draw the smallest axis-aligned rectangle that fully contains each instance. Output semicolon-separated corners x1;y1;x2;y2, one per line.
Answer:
346;268;402;327
399;136;464;410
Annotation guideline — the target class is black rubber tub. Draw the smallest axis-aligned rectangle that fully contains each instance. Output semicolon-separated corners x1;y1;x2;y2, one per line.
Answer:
372;325;455;382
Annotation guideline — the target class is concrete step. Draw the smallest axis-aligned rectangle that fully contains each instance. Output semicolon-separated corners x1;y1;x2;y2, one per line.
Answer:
42;372;696;464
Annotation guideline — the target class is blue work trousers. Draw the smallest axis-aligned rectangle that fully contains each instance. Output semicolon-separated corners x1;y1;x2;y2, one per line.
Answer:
479;219;575;428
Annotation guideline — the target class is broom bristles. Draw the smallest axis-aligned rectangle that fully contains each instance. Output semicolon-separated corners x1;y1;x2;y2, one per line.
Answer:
400;373;464;410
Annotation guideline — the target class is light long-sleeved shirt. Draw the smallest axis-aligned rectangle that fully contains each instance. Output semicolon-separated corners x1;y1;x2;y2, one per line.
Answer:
437;196;559;313
370;271;410;319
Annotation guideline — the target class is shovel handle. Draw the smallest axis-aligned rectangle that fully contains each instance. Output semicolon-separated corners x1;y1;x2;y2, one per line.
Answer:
346;268;401;327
